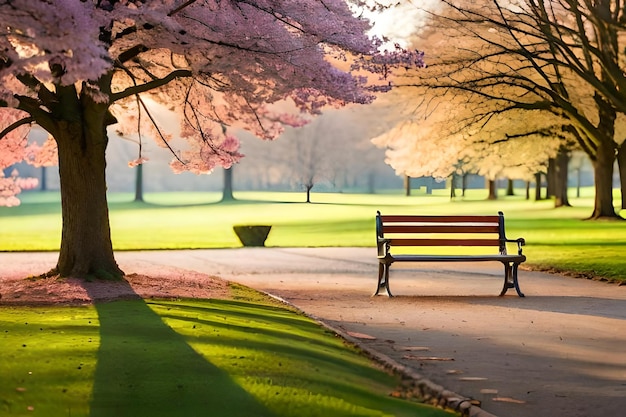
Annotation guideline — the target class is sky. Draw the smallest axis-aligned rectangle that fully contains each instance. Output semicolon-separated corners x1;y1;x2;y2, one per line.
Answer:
364;0;442;48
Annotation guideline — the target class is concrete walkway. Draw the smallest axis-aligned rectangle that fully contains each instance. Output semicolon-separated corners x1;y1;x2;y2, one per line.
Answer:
3;248;626;417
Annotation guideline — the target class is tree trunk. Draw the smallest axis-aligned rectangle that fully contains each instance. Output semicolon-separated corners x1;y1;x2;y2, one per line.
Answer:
221;166;234;202
40;166;47;191
534;172;543;200
462;174;468;197
618;143;626;210
450;174;456;199
546;158;556;198
404;175;411;196
305;184;312;203
506;179;514;196
55;120;123;278
588;93;619;219
589;139;618;219
134;163;143;202
525;181;530;200
554;148;571;208
487;179;497;200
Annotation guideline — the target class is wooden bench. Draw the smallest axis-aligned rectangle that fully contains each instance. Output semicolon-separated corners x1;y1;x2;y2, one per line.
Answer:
375;211;526;297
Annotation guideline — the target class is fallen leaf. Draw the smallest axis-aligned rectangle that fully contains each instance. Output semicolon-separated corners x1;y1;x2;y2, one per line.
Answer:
493;397;526;404
403;355;455;361
346;331;376;340
401;346;430;352
480;389;498;395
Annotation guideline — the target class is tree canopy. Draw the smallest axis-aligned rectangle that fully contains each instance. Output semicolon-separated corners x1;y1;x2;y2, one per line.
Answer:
372;0;625;219
0;0;424;277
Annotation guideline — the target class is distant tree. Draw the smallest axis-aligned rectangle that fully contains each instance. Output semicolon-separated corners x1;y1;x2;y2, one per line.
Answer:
237;101;401;198
506;179;514;196
0;1;424;278
221;167;234;202
134;164;144;203
372;99;564;197
282;116;342;203
554;148;572;207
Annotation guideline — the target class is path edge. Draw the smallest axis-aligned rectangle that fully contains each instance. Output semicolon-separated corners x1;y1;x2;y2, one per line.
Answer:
262;291;498;417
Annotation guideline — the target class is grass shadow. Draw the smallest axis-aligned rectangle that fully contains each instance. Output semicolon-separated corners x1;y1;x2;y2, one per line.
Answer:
84;282;275;417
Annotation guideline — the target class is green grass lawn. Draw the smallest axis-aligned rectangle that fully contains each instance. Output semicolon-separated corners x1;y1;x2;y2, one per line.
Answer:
1;188;625;281
1;188;624;416
0;287;453;417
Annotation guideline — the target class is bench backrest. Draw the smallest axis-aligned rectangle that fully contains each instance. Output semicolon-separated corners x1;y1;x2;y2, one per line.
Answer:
376;211;509;255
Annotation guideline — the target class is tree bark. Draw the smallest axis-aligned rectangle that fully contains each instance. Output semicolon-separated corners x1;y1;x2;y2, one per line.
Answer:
55;120;123;278
589;140;619;219
554;148;571;208
487;179;497;200
588;93;620;219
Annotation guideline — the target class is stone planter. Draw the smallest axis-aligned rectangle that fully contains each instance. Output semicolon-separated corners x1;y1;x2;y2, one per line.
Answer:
233;225;272;247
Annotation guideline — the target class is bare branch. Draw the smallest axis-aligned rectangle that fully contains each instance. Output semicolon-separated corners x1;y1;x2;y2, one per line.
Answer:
136;95;185;164
0;116;34;140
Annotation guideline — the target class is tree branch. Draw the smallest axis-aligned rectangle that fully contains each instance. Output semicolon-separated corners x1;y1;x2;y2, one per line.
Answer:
168;0;198;16
0;116;34;140
117;44;149;64
136;95;185;164
110;69;192;102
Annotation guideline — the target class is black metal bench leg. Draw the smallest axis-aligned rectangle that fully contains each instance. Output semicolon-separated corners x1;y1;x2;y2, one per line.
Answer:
512;263;525;297
374;263;384;296
373;262;393;297
499;263;511;296
499;262;525;297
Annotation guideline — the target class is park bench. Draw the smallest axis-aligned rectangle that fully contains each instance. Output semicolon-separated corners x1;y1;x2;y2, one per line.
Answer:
375;211;526;297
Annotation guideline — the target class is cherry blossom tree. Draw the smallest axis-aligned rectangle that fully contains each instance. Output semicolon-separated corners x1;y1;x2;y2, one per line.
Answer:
0;0;424;278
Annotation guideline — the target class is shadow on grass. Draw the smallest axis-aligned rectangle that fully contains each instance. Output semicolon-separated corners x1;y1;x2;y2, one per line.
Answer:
85;283;275;417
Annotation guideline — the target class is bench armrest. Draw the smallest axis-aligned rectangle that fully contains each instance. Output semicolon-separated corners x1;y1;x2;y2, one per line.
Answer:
504;238;525;255
377;237;391;258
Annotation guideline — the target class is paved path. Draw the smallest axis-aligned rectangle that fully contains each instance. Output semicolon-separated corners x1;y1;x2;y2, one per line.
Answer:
3;248;626;417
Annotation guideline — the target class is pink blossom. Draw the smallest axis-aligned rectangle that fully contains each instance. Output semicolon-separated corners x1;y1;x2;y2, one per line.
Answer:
25;135;58;167
0;109;31;170
128;157;149;168
0;169;38;207
0;0;424;182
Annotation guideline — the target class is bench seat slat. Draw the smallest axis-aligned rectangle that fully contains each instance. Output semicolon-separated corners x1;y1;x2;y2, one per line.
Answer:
380;215;500;223
387;238;501;247
383;225;500;234
390;254;526;262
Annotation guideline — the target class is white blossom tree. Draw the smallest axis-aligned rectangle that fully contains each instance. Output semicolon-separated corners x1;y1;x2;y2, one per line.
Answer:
369;0;626;218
